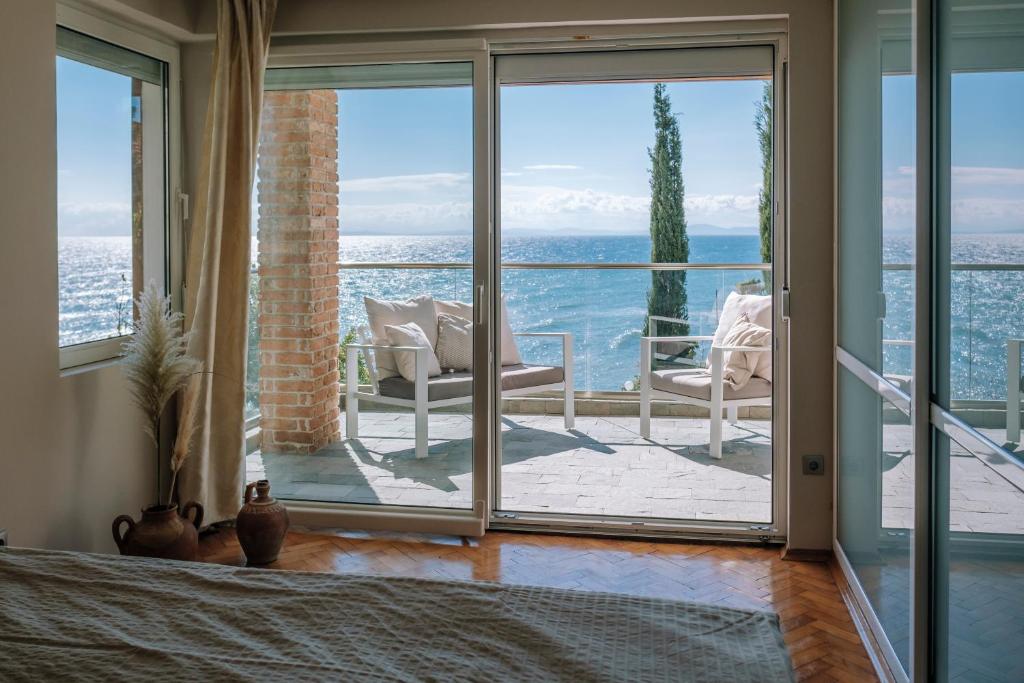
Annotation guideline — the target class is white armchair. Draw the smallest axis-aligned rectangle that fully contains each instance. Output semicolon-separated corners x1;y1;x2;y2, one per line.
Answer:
344;327;573;459
639;295;773;460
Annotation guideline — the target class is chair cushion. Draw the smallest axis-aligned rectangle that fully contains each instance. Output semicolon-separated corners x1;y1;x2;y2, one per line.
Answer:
500;363;564;392
651;368;772;401
435;313;473;371
709;292;773;381
435;297;523;366
364;295;438;379
383;322;442;381
377;364;564;402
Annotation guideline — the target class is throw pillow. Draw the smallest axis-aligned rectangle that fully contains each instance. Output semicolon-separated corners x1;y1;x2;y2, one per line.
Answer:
435;296;522;366
720;313;772;389
708;291;773;381
435;313;473;371
364;295;438;379
383;321;442;382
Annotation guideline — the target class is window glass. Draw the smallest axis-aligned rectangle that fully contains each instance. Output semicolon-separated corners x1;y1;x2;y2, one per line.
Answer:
56;28;166;355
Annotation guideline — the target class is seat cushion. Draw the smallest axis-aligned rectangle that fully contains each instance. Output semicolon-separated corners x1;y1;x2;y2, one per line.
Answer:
651;368;772;401
500;363;564;391
377;364;564;402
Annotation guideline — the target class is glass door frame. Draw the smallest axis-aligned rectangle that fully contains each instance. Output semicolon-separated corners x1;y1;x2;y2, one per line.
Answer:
261;43;494;537
487;35;791;540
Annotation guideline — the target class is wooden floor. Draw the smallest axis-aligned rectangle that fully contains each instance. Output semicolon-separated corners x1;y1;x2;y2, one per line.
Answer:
199;528;878;682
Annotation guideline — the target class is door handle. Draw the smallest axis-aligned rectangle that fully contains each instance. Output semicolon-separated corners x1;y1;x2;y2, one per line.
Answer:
475;284;484;325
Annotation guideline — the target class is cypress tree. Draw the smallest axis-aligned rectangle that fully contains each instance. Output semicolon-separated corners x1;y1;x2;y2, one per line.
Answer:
756;82;773;289
643;83;690;339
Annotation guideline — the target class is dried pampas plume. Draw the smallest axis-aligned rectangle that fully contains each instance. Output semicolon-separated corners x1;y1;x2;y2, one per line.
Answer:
122;282;202;504
168;373;201;505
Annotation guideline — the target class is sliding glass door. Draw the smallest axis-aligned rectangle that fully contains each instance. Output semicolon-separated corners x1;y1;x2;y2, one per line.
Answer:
248;55;492;535
836;1;1024;680
492;46;786;534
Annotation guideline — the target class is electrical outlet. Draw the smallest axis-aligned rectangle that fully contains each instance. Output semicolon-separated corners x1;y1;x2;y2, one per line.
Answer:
802;454;825;476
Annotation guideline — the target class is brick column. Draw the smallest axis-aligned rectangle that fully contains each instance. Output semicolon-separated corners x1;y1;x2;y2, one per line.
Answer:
256;90;341;454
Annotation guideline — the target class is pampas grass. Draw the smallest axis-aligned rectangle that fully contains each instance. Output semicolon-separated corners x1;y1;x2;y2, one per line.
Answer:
123;282;202;505
168;374;201;506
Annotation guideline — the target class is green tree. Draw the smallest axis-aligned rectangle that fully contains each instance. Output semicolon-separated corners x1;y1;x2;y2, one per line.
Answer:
756;82;773;289
643;83;690;340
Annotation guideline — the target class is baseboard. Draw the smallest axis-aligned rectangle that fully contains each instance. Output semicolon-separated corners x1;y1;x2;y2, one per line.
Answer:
779;545;831;562
828;554;902;683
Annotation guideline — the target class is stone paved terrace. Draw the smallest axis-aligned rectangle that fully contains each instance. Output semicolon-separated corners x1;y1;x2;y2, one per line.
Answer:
247;412;1024;532
248;412;774;523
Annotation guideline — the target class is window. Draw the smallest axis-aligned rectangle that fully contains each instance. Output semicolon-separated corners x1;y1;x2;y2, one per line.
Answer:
56;25;169;368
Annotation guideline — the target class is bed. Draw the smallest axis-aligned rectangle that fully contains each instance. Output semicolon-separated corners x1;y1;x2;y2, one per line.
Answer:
0;547;794;682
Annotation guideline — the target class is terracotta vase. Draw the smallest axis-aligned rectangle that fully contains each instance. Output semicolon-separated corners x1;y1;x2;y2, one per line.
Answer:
236;480;289;566
112;502;203;562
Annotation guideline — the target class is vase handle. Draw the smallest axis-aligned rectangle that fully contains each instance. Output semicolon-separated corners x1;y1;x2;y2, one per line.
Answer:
112;515;134;554
181;501;204;531
244;482;257;504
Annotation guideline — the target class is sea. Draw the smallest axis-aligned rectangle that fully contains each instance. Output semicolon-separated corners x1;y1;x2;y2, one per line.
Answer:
58;233;1024;398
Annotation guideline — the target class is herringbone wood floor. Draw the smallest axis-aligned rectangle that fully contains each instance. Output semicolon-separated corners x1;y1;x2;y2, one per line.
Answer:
199;529;879;682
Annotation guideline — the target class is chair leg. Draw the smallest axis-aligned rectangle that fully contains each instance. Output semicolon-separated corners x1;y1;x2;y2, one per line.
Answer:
640;342;651;438
414;401;428;459
727;405;738;425
345;350;359;439
710;407;723;460
563;383;575;430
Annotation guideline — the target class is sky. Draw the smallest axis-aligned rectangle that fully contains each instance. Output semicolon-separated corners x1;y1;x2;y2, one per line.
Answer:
57;56;1024;239
337;78;766;235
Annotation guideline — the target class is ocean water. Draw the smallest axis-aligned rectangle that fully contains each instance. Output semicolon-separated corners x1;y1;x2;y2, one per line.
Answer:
59;233;1023;399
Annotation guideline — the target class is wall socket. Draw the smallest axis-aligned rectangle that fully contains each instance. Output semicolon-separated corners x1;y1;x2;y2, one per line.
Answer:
802;454;825;476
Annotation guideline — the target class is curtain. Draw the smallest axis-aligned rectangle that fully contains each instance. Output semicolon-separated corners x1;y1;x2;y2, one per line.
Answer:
177;0;277;524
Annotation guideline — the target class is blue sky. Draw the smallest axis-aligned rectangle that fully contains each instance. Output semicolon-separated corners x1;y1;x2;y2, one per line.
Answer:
338;78;767;235
56;57;132;237
57;58;1024;238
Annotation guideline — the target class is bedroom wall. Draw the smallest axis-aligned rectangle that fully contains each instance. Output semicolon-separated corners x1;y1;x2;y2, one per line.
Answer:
0;0;154;552
180;0;835;552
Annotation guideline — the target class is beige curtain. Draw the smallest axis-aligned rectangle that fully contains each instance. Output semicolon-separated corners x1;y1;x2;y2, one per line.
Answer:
178;0;277;524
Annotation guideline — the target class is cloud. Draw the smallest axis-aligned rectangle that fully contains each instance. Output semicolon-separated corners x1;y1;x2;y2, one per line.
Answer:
523;164;582;171
685;194;758;214
897;165;1024;186
341;201;472;233
340;172;469;193
58;201;131;236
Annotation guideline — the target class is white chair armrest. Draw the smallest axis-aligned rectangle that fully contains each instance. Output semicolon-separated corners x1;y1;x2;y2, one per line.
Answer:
713;344;771;353
640;335;713;346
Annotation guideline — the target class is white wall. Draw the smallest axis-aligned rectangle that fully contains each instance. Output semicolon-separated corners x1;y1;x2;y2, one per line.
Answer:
0;0;153;551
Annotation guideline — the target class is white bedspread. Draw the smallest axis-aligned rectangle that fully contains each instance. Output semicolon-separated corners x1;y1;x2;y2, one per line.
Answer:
0;547;793;682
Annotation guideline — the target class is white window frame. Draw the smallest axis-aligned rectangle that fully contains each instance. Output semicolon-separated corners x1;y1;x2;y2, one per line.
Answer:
56;4;181;371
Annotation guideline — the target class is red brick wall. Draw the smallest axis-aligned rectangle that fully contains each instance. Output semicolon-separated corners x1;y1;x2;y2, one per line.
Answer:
256;90;341;454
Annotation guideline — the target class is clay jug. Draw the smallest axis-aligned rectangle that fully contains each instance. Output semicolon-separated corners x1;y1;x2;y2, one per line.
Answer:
236;480;289;566
112;502;203;561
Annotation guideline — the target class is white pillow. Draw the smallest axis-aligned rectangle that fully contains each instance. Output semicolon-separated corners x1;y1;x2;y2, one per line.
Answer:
435;313;473;371
364;295;438;379
384;322;441;382
709;292;772;381
435;296;522;366
720;313;772;389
